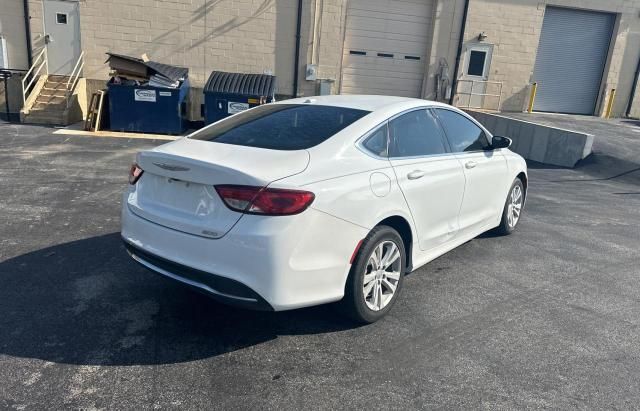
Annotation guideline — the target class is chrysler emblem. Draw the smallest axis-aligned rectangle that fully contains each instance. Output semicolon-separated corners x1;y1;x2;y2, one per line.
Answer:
153;162;190;171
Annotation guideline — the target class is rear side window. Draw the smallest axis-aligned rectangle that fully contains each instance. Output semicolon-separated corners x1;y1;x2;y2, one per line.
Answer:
190;104;370;150
434;109;490;152
388;109;448;157
362;124;389;157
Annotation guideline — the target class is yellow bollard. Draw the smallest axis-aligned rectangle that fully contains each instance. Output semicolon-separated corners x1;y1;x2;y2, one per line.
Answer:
605;88;616;119
527;83;537;113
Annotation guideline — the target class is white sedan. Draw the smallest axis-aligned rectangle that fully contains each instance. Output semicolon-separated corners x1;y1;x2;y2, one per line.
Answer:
122;95;527;323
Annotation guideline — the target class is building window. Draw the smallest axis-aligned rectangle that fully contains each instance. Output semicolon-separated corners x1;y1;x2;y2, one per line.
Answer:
56;13;68;24
467;50;487;76
464;45;493;79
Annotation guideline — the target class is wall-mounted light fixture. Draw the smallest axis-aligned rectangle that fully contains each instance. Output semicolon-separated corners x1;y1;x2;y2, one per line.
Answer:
478;32;488;41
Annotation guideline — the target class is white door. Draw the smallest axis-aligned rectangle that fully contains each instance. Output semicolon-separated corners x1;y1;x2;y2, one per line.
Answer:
388;109;465;251
433;108;508;234
43;0;81;75
341;0;433;97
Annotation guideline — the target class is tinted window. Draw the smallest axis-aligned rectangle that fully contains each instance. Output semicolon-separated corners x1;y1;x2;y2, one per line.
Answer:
388;109;448;157
467;50;486;76
435;109;490;152
190;104;370;150
362;124;388;157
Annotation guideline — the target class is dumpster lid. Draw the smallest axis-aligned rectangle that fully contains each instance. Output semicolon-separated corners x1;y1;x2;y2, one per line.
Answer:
204;71;276;97
146;61;188;82
105;52;189;82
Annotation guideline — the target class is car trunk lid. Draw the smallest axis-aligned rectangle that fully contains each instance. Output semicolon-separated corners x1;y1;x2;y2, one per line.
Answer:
128;138;310;238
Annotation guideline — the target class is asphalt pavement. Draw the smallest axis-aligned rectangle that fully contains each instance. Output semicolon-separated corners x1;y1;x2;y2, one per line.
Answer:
1;118;639;409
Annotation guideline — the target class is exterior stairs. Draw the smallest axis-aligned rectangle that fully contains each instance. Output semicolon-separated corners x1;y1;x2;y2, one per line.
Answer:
21;75;77;126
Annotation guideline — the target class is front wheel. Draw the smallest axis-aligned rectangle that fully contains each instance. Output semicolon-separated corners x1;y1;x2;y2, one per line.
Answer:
494;178;525;235
342;226;405;323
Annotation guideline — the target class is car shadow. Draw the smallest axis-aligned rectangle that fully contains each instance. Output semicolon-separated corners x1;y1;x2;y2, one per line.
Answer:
0;233;358;366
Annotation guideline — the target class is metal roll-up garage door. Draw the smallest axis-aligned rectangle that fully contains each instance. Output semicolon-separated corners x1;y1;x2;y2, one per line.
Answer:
340;0;433;97
532;7;615;114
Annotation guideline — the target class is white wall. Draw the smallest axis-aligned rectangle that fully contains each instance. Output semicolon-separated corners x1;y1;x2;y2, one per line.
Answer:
0;0;29;69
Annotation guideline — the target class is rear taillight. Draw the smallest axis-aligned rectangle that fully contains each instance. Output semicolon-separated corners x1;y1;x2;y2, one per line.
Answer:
129;163;144;185
215;185;315;216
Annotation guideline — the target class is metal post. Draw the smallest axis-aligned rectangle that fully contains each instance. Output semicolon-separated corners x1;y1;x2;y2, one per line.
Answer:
2;72;11;120
527;82;537;113
605;88;616;119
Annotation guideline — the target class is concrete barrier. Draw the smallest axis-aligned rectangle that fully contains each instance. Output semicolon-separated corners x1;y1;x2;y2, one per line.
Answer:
465;110;594;168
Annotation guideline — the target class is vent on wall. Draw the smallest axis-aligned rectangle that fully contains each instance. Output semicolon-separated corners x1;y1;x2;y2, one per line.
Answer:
405;55;420;60
350;50;366;55
377;53;394;58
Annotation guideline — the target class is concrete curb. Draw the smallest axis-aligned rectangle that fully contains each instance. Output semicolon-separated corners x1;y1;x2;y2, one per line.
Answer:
466;110;594;168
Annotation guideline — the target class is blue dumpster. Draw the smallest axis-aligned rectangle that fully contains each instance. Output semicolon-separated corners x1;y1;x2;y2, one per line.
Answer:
203;71;276;125
108;77;190;135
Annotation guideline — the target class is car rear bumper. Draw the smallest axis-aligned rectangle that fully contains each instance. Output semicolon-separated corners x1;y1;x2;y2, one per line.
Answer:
123;240;274;310
121;197;369;311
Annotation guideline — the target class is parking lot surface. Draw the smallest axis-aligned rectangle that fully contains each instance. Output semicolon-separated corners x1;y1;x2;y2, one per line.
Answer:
1;119;639;409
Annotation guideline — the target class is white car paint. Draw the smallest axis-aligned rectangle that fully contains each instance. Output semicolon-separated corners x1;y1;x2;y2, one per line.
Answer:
121;95;527;311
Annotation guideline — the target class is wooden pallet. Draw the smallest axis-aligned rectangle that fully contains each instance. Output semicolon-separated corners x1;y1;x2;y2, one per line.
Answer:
84;90;106;132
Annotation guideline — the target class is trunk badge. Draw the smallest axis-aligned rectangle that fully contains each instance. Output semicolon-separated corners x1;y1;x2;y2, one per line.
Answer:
153;162;190;171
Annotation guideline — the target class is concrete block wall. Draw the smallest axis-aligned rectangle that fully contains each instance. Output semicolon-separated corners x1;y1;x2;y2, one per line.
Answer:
467;110;594;167
26;0;347;120
0;0;29;70
422;0;466;102
19;0;640;121
457;0;640;117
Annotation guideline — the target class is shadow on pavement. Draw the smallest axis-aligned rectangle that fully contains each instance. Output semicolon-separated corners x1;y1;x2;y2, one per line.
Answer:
0;233;357;366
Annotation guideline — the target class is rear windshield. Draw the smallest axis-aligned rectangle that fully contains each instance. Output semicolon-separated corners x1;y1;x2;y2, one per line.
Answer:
190;104;370;150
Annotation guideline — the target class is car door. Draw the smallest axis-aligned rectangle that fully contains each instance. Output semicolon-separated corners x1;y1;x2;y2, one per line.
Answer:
433;108;508;235
388;108;466;251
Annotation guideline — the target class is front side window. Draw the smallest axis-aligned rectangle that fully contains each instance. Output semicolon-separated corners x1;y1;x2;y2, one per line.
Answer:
388;109;448;158
434;109;490;153
190;104;370;150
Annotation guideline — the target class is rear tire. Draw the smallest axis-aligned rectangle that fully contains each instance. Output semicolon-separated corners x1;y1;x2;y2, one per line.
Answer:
342;226;405;324
494;178;525;235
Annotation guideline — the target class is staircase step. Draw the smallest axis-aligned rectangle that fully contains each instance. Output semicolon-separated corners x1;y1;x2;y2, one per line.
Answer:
47;75;71;83
35;94;66;103
24;109;68;125
32;102;67;110
42;82;68;91
40;89;68;98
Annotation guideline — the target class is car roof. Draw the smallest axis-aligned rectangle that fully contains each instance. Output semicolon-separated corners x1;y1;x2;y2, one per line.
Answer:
276;95;451;113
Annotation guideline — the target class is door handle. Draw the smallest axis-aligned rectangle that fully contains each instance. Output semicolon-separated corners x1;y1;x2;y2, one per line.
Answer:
407;170;426;180
465;161;478;169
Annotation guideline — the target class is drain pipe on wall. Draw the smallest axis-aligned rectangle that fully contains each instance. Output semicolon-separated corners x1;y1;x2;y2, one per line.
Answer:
292;0;303;97
23;0;33;67
449;0;470;105
626;55;640;117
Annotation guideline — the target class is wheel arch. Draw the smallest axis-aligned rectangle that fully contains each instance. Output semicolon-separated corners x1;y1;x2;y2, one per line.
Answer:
374;215;414;273
516;171;528;202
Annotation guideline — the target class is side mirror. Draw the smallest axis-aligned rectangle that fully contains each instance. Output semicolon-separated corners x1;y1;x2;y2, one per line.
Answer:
491;135;512;149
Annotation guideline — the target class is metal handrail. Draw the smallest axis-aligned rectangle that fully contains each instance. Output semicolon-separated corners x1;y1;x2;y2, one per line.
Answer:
65;51;85;108
455;79;503;110
21;48;48;104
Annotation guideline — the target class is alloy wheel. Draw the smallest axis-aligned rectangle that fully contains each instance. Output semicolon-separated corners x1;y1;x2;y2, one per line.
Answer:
507;184;523;228
362;240;402;311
